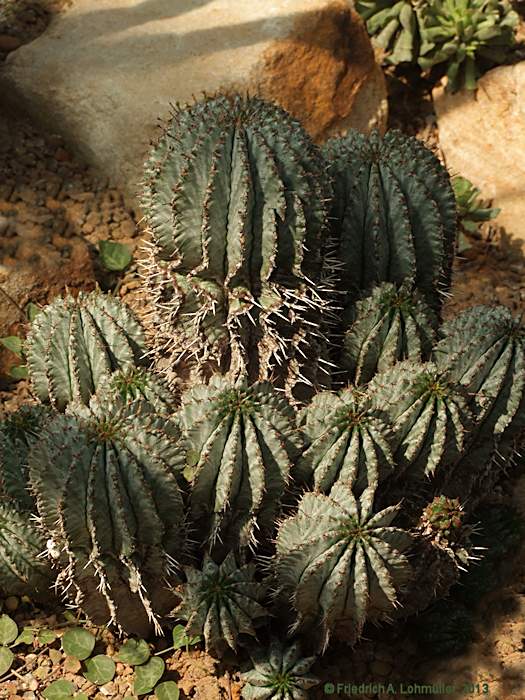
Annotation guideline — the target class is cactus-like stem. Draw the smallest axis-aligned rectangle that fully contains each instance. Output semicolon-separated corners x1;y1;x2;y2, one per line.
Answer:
140;94;334;400
28;390;185;635
0;404;51;511
342;281;438;385
274;483;412;651
25;290;148;411
180;377;301;550
172;551;268;656
323;129;457;317
0;502;54;599
295;387;395;495
241;637;319;699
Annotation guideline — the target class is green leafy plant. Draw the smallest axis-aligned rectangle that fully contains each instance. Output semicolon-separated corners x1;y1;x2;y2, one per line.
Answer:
83;655;116;685
452;176;500;241
355;0;426;64
98;240;133;272
134;656;165;696
240;638;319;699
0;301;41;381
155;681;180;700
418;0;519;91
117;638;151;666
0;335;28;380
62;627;96;660
0;614;18;677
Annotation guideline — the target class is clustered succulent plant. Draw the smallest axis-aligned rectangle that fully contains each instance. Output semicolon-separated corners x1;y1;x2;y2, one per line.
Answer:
355;0;518;91
355;0;426;65
452;175;501;236
1;94;524;686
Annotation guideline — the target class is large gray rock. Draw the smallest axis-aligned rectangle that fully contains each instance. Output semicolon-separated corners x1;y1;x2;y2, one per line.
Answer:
0;0;387;204
433;62;525;242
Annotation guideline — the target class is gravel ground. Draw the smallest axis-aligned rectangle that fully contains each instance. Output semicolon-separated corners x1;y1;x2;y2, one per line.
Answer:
1;4;525;699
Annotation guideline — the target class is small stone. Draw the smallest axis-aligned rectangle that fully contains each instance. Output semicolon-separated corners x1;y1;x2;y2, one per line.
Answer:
0;35;22;52
64;655;81;673
112;219;136;240
49;648;63;665
54;147;71;162
4;596;19;611
16;223;42;240
370;658;393;678
18;188;37;205
33;666;50;680
45;197;62;211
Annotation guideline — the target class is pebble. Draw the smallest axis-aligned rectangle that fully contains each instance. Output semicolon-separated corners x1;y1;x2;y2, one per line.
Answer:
49;648;63;665
0;215;9;234
0;34;22;51
370;658;393;677
54;147;71;162
4;595;19;611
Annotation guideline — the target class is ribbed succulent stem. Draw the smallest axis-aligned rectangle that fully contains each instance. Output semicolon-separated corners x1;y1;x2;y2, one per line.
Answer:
28;390;186;635
180;377;301;551
25;290;148;411
323;129;457;317
140;93;334;401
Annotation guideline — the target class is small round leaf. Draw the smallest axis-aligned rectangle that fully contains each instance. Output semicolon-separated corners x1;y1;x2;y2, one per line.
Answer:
14;628;35;646
134;656;165;695
42;679;75;698
38;629;58;645
0;646;14;676
171;625;187;650
155;681;180;700
117;638;151;665
84;654;116;685
98;240;133;271
9;365;29;380
0;615;18;645
62;628;96;660
0;336;23;357
26;302;41;322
